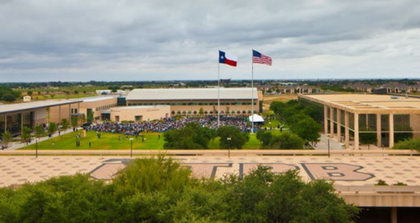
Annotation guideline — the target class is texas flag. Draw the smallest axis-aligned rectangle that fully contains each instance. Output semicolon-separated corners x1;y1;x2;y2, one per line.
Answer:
219;51;237;67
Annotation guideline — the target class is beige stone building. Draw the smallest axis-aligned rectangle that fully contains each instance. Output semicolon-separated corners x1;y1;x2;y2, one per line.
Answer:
0;100;83;136
110;106;170;122
49;96;118;123
126;88;263;116
299;94;420;149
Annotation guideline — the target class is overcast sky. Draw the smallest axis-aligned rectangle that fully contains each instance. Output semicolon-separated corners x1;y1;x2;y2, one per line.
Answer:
0;0;419;82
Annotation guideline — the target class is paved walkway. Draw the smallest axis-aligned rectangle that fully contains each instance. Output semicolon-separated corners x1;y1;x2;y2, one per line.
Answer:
1;156;419;188
316;134;386;151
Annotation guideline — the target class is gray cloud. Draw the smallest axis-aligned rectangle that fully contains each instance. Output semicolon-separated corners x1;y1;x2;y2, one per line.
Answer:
0;0;419;81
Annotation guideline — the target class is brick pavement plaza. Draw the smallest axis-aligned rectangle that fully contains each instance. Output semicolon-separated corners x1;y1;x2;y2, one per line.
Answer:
1;155;419;188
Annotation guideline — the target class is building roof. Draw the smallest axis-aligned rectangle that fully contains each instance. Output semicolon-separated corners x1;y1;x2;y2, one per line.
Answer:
300;94;420;114
82;96;118;102
111;105;169;110
0;99;83;115
126;88;259;101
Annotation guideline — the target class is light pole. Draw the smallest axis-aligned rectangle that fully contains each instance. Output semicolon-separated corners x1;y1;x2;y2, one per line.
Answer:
328;138;330;158
36;140;38;158
227;137;231;158
130;138;133;158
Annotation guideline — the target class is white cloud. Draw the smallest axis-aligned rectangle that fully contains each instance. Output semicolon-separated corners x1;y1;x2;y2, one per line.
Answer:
0;0;419;81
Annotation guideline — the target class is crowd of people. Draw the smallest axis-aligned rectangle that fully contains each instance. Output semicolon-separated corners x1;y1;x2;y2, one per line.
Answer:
85;116;260;135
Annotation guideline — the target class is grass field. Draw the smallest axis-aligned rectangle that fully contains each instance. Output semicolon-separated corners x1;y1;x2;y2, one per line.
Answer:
21;130;165;150
19;129;284;150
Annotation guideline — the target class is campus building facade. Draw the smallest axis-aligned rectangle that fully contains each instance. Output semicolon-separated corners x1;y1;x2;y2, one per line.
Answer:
299;94;420;149
125;88;263;116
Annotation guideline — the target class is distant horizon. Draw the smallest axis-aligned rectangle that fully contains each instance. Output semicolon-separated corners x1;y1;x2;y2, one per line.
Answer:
1;77;420;84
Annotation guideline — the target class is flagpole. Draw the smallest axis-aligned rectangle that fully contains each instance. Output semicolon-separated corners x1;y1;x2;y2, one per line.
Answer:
251;52;254;134
218;59;220;128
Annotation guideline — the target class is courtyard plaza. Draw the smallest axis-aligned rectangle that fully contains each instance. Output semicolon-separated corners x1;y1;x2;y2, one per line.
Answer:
0;155;419;189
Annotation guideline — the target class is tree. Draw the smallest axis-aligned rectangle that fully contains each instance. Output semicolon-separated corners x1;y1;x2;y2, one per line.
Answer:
27;91;33;97
292;117;322;145
359;128;377;150
256;130;272;148
34;125;46;139
2;93;17;102
199;108;204;116
60;118;70;130
71;116;79;128
21;126;32;143
269;132;304;149
393;138;420;151
223;166;359;222
202;127;217;143
1;131;12;148
164;123;211;149
48;123;58;136
0;157;359;222
0;87;20;102
217;126;249;149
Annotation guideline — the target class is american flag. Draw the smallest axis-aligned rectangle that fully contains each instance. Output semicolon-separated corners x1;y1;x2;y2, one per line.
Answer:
252;50;272;66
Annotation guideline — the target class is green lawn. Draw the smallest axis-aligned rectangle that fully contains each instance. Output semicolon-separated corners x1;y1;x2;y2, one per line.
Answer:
21;130;165;150
19;129;280;150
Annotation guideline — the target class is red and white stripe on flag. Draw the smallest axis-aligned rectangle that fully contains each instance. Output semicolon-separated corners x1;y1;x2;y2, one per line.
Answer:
252;50;272;66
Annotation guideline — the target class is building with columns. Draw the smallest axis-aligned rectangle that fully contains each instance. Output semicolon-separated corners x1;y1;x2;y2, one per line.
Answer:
299;94;420;149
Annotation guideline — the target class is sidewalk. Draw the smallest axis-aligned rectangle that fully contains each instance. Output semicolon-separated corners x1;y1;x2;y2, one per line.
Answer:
2;128;77;150
314;134;345;150
315;134;388;151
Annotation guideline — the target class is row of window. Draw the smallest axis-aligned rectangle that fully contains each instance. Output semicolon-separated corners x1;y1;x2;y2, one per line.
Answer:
171;110;257;115
128;102;257;106
95;103;117;111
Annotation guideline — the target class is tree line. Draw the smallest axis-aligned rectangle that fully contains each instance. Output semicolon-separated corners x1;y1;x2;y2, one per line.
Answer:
163;123;249;149
0;157;359;223
270;100;323;147
0;87;21;102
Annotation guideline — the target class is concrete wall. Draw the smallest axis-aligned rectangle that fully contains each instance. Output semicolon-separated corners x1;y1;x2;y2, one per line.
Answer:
126;99;261;116
110;106;170;122
33;108;48;125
